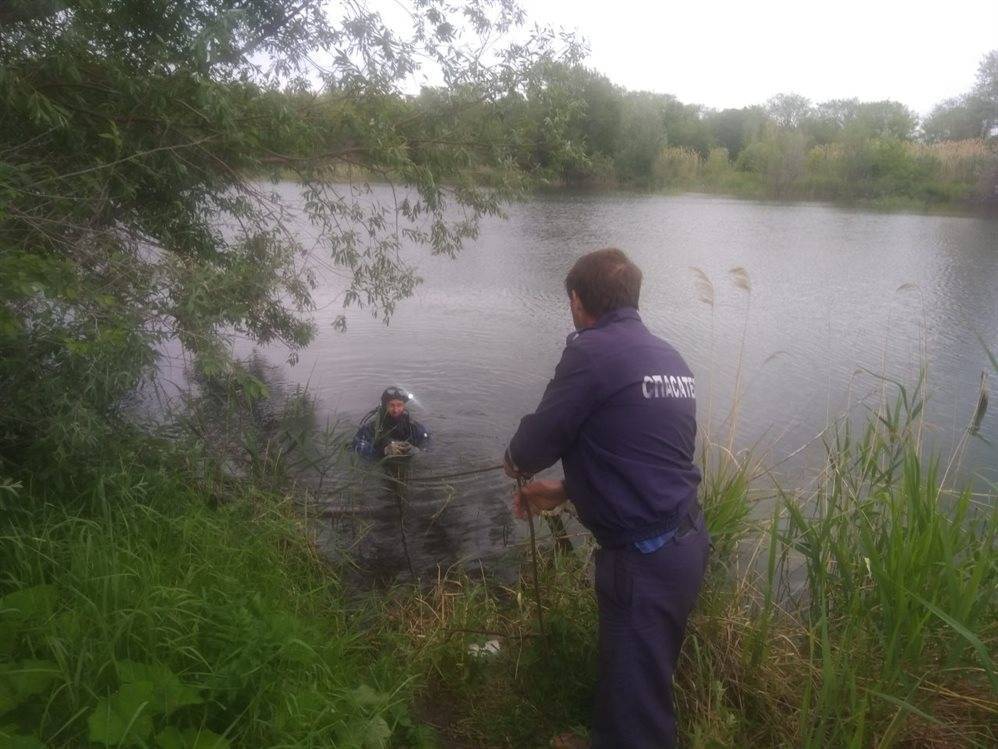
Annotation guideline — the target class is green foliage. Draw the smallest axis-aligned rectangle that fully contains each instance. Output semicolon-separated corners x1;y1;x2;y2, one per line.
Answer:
116;661;203;716
1;8;995;747
0;1;582;475
0;386;994;747
704;106;768;159
86;663;208;746
771;385;997;746
614;93;669;184
0;444;433;747
653;146;700;187
924;50;998;142
2;7;992;490
0;661;60;714
0;586;58;648
808;98;919;144
382;387;995;747
502;52;996;204
155;726;230;749
88;681;158;746
766;92;812;130
0;727;47;749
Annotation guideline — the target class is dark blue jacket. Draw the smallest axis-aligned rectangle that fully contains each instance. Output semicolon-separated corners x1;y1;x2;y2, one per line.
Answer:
508;307;701;548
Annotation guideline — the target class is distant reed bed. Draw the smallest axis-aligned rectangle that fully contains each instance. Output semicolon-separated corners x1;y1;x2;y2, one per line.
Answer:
651;137;998;207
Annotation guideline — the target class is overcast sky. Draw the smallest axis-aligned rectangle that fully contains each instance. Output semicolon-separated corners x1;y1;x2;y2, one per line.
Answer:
515;0;996;115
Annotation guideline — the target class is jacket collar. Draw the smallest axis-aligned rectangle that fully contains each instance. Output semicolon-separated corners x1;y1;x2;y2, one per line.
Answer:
567;307;641;343
593;307;640;328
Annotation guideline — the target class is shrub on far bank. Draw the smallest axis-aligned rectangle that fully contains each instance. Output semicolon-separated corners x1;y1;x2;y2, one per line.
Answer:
644;134;996;207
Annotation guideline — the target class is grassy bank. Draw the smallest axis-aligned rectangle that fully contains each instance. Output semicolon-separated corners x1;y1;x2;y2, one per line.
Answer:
2;384;995;748
0;448;434;748
385;396;996;747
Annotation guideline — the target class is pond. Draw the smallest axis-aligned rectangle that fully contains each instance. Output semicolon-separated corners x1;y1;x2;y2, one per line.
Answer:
177;188;998;581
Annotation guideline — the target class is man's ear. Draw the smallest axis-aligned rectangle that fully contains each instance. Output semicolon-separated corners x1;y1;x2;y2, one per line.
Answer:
570;290;593;324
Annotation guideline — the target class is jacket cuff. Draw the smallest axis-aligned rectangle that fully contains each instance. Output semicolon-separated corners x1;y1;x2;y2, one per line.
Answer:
504;446;529;477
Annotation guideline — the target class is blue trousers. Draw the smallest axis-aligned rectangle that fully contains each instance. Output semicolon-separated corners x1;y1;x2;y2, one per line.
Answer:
591;513;710;749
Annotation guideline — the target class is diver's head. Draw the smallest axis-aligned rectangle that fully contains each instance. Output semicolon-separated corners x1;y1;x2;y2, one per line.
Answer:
381;386;410;420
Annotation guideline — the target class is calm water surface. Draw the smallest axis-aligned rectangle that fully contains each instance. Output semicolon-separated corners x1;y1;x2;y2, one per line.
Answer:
206;188;997;580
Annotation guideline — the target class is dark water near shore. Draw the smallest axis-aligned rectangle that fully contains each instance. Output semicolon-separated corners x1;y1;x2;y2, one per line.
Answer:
165;188;998;581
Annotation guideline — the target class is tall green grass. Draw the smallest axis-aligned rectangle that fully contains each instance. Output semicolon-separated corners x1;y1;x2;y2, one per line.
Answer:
1;369;994;747
372;378;995;747
0;449;434;748
771;385;996;747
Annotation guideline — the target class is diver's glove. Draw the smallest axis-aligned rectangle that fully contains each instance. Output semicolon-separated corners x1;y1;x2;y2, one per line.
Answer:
384;440;415;457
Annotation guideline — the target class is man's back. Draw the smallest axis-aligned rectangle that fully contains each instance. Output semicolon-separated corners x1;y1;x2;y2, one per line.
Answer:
509;307;701;548
505;248;710;749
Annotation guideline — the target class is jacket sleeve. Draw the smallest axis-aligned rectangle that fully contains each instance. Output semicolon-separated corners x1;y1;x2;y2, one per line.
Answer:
410;420;430;448
508;342;597;475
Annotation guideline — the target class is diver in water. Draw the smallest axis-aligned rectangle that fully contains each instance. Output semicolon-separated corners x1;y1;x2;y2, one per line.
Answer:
352;386;431;459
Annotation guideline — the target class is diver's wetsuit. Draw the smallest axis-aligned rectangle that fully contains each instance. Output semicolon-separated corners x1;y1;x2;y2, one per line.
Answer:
351;408;430;459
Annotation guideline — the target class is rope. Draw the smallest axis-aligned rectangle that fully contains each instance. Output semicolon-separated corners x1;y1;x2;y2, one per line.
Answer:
518;476;546;642
400;463;505;483
329;461;504;494
395;490;415;578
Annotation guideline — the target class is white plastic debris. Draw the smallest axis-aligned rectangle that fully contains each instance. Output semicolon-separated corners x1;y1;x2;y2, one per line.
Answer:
467;639;501;657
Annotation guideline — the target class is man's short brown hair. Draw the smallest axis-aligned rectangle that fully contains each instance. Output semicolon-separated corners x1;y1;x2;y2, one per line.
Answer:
565;248;642;318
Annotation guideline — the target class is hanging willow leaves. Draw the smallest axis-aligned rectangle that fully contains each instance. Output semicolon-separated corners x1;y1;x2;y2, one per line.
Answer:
0;1;583;469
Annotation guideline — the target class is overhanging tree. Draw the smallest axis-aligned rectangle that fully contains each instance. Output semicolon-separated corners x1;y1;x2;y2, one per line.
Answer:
0;0;581;470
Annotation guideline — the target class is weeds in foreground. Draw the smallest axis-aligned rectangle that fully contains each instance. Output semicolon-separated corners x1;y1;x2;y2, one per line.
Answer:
1;369;994;747
377;382;995;748
0;450;434;748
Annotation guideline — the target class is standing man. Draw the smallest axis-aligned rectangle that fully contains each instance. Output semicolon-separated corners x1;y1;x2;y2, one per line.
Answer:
504;248;709;749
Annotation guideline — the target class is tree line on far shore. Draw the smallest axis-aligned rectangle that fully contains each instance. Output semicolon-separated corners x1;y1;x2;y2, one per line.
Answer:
461;50;998;204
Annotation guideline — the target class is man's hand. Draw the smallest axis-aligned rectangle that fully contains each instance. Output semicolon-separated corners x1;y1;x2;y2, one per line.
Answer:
514;479;568;519
503;449;529;479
